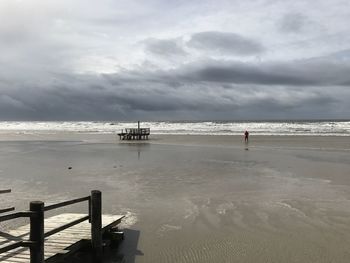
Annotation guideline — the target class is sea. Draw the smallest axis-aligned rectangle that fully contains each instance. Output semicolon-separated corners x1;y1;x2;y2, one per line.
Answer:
0;120;349;136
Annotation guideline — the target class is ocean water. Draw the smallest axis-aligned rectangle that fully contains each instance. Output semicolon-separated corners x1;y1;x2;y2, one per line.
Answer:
0;120;349;136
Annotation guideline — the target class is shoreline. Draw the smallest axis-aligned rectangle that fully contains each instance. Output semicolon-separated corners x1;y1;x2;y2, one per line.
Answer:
0;133;349;151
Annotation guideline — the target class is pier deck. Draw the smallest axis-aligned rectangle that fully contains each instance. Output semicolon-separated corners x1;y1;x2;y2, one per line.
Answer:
0;213;124;263
118;128;150;140
0;190;125;263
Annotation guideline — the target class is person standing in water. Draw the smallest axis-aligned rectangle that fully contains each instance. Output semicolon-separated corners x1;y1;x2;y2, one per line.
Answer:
244;130;249;143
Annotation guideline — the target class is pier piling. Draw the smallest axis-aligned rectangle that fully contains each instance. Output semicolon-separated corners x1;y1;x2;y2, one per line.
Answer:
91;190;102;262
30;201;45;263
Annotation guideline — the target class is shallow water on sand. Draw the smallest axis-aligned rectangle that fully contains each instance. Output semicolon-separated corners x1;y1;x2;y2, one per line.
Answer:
1;138;350;262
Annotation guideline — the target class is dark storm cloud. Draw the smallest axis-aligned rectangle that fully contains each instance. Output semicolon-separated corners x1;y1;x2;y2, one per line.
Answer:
183;62;315;85
129;57;349;87
2;53;349;121
181;59;350;86
1;0;350;120
187;31;265;55
129;56;348;88
0;70;233;120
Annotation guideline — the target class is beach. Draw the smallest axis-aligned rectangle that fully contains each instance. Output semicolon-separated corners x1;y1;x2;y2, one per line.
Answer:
1;0;350;260
1;133;350;262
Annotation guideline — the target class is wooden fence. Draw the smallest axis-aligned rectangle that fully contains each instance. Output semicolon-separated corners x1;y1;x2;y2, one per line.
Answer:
0;189;15;214
0;190;103;263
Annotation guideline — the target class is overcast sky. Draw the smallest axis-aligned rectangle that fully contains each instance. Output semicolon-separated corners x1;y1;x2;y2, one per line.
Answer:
1;0;350;120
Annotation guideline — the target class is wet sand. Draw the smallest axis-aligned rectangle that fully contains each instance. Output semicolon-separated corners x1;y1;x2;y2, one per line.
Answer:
1;134;350;262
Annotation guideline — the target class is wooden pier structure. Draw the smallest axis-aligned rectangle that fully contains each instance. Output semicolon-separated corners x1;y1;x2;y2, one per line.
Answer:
0;189;124;263
118;121;150;141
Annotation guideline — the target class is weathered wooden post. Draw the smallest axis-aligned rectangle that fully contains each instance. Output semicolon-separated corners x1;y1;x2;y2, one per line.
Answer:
30;201;44;263
91;190;102;262
138;121;140;140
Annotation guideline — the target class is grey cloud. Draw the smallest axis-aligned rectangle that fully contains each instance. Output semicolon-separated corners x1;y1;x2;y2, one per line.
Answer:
1;0;350;120
1;57;349;121
184;62;315;86
175;59;350;86
9;51;349;121
143;38;187;57
326;49;350;62
279;13;308;33
187;31;265;55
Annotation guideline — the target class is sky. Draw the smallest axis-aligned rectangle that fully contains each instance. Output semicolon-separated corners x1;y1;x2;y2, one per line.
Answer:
0;0;350;121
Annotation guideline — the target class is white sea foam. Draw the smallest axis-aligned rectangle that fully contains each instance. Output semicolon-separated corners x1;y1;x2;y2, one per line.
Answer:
0;121;349;136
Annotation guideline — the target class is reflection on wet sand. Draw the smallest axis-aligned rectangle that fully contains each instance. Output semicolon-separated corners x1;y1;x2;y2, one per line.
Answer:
1;135;350;262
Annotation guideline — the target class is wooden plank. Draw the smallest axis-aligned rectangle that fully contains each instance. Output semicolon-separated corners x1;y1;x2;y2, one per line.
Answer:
0;207;15;214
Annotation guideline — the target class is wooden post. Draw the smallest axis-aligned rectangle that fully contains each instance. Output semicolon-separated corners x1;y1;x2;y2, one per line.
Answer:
29;201;44;263
91;190;102;262
138;121;140;140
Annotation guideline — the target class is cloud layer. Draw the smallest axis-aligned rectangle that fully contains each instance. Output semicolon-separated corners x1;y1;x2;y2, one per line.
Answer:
188;31;264;56
0;0;350;120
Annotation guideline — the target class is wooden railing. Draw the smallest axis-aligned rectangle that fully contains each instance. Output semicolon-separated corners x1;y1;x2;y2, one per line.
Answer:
0;189;15;214
125;128;150;135
118;128;150;140
0;190;102;263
